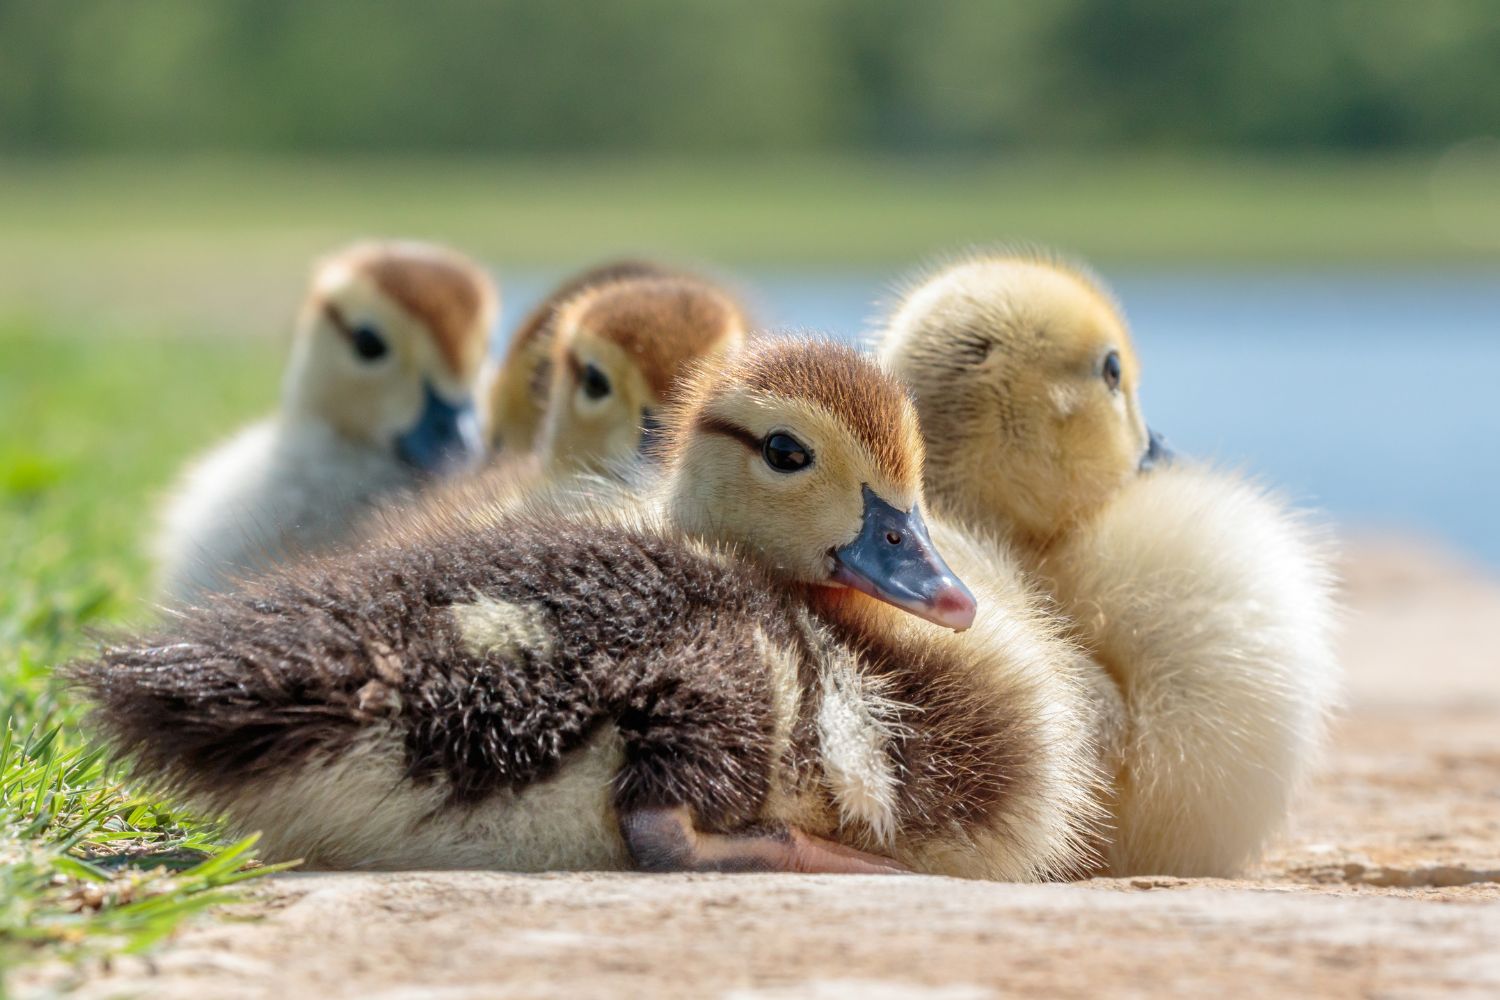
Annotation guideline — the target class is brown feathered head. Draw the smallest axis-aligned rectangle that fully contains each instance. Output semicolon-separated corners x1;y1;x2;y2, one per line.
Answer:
486;258;670;453
535;274;748;475
660;337;976;631
287;240;498;474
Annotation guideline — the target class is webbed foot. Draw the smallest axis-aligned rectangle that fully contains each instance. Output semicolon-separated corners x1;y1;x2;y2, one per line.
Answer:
621;806;906;875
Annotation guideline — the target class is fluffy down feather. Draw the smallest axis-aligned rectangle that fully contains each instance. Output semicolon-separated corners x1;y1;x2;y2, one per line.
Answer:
155;419;418;604
1038;464;1340;876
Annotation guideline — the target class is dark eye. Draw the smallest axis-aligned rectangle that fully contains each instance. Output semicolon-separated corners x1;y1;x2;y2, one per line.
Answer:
762;432;812;473
581;362;612;400
351;325;388;361
1102;350;1122;391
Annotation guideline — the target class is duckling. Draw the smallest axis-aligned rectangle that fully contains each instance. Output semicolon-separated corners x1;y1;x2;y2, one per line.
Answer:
533;272;748;475
486;259;672;454
74;339;1103;880
879;251;1339;877
879;252;1163;550
392;269;749;534
155;241;497;604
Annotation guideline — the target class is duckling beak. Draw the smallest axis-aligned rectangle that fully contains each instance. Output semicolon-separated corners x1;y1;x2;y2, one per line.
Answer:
1139;428;1173;473
830;485;978;631
396;382;484;475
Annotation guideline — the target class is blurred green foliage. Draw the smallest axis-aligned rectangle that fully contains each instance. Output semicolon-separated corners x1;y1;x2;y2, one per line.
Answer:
2;0;1497;156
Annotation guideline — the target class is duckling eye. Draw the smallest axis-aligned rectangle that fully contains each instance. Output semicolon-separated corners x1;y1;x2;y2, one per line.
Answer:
762;432;812;473
350;325;389;362
581;362;612;400
1102;350;1122;391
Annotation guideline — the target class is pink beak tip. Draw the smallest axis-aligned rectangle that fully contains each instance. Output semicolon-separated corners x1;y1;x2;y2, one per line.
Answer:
932;585;978;632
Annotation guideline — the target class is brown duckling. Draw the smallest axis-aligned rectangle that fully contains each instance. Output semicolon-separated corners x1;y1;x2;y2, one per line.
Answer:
74;339;1101;880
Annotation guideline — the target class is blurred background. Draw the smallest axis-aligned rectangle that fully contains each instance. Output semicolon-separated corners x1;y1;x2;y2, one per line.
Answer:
2;0;1498;597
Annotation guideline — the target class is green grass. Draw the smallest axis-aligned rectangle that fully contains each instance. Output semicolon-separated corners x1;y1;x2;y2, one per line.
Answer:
1;152;1497;337
4;152;1496;265
0;319;282;993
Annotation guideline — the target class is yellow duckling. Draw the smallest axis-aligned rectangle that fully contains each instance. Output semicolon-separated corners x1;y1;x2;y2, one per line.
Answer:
880;250;1340;877
155;240;496;604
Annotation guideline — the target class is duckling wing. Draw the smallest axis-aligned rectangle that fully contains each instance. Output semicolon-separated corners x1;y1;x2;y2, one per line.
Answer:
72;509;810;870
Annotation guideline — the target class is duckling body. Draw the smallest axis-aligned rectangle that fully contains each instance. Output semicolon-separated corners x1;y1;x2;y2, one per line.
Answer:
78;340;1101;879
86;499;1098;877
156;241;497;604
880;252;1339;877
156;418;418;605
1035;463;1336;876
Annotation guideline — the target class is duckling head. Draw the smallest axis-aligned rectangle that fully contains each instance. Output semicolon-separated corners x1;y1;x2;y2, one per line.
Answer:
283;240;497;475
487;258;669;453
536;275;747;475
661;338;977;631
879;252;1168;548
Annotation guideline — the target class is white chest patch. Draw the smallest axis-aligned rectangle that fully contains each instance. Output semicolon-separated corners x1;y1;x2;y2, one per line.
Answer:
815;648;904;847
451;594;554;660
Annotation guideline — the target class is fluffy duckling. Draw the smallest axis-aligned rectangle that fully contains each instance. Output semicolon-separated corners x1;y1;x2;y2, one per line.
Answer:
486;259;673;453
880;252;1165;550
879;252;1339;877
533;272;748;475
155;241;496;604
74;339;1102;880
399;269;749;534
361;270;746;552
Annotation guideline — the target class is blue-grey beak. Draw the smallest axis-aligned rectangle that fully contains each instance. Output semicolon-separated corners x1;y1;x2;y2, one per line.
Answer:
1139;428;1173;473
637;408;665;462
829;485;977;631
396;382;483;475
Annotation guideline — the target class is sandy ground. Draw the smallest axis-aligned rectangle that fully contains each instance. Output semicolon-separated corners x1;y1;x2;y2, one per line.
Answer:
25;537;1500;999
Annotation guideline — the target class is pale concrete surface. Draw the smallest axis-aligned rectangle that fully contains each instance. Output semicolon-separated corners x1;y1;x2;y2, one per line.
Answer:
27;539;1500;999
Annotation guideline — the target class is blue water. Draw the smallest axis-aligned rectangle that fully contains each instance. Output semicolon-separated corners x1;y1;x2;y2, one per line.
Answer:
497;269;1500;567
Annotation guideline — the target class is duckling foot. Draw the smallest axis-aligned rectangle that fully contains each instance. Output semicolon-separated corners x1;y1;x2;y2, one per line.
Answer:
620;806;906;875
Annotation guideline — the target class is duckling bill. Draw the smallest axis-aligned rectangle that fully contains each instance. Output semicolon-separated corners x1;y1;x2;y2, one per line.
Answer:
73;339;1105;878
830;485;974;631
